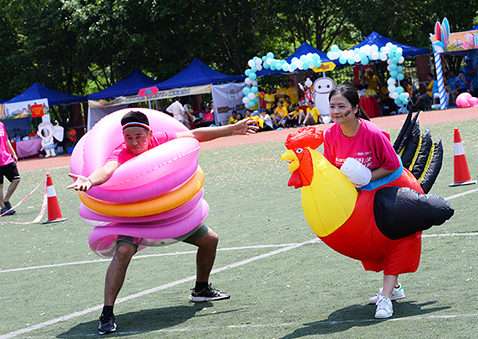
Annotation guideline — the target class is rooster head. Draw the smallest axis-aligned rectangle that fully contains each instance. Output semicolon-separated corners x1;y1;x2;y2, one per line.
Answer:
281;127;324;188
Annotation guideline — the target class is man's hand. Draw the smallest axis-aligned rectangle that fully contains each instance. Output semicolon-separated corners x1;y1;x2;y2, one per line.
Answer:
231;118;259;135
67;174;92;191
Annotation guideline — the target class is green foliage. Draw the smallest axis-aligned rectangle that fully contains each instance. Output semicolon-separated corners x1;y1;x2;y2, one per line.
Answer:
0;0;476;109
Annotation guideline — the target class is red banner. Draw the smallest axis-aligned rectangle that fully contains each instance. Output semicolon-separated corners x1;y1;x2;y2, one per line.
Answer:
31;104;44;118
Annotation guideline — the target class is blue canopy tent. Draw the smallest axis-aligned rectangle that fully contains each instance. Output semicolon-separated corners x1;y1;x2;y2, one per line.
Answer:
353;31;430;57
5;82;86;107
154;58;245;89
258;42;338;77
88;68;157;100
0;99;5;104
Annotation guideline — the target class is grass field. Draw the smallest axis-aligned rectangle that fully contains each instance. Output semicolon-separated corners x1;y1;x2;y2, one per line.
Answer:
0;118;477;338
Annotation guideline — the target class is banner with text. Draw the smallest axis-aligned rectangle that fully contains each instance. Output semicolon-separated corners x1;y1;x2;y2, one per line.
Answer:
211;82;247;126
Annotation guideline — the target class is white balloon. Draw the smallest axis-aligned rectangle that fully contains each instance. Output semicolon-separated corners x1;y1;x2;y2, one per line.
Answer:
353;54;361;62
248;92;256;100
256;64;263;71
387;58;393;64
382;47;390;54
404;92;410;98
387;78;396;86
390;92;399;99
255;58;262;65
388;85;396;93
266;58;272;65
252;81;258;86
371;52;379;60
397;47;403;54
399;56;405;63
248;59;255;67
387;65;391;71
363;45;371;55
305;78;313;87
245;78;252;84
371;44;379;53
296;60;304;69
243;97;249;104
380;53;387;61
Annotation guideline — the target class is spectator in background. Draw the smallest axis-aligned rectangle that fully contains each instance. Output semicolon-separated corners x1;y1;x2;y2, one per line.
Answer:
287;79;300;104
447;70;459;106
456;71;471;94
462;58;477;95
282;103;303;128
276;80;288;100
297;100;322;126
415;73;434;109
28;127;38;138
0;121;20;216
283;95;292;112
257;108;274;132
67;126;77;145
228;111;238;125
365;70;380;92
196;106;215;128
264;87;275;111
166;97;188;128
272;100;288;128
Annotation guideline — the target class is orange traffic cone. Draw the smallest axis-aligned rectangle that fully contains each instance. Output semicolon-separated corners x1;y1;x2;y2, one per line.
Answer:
43;173;68;223
449;128;476;187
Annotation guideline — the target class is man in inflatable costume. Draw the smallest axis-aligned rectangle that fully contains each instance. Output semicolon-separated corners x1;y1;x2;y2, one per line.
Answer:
68;111;257;335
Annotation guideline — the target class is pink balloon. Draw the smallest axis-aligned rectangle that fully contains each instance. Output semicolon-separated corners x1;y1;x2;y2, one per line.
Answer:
467;96;478;107
456;92;472;108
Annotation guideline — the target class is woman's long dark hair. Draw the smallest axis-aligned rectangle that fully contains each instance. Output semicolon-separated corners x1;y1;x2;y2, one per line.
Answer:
329;84;370;121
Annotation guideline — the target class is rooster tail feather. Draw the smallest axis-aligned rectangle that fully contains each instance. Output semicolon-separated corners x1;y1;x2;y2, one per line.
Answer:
393;111;443;193
393;110;419;153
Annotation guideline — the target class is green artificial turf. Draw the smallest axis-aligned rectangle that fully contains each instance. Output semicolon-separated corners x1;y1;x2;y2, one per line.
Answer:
0;119;477;338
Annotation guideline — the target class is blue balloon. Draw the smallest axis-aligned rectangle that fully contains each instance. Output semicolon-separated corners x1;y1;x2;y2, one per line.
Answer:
271;60;277;68
270;64;276;71
267;52;274;59
250;66;257;73
251;86;258;94
245;69;251;76
263;62;270;69
314;60;321;68
394;98;402;105
399;93;407;100
398;73;404;81
302;62;309;69
390;70;398;78
339;58;347;65
276;64;283;71
248;101;256;108
348;58;355;65
397;66;403;72
392;57;399;64
243;87;251;95
390;63;397;70
249;73;257;80
290;64;297;71
262;56;267;62
361;57;369;65
312;54;319;62
396;86;404;94
282;64;289;71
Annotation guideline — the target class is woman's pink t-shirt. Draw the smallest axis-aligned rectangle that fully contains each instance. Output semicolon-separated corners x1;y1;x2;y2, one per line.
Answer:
324;118;400;171
106;132;177;165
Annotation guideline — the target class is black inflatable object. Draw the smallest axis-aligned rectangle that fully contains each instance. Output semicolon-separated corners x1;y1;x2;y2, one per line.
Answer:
419;139;444;194
374;186;454;240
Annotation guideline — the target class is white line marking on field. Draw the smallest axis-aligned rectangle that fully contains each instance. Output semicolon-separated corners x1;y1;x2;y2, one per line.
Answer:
444;187;478;200
2;232;477;274
0;239;318;339
0;243;308;274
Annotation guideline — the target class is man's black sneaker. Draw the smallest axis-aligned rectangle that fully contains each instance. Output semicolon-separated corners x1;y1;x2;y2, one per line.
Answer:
1;206;14;216
189;284;230;302
98;314;117;335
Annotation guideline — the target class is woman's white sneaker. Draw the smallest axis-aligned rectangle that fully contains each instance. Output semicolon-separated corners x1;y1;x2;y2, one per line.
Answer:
368;284;405;304
375;296;393;319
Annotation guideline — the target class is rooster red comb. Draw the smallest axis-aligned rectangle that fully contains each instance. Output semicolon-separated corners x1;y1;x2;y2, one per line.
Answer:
285;127;324;150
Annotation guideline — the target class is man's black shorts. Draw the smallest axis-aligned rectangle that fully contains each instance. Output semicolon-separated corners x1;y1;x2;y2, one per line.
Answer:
0;162;20;184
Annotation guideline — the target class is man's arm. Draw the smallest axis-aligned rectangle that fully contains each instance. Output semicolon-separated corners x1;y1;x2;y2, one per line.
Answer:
67;161;120;191
176;118;258;142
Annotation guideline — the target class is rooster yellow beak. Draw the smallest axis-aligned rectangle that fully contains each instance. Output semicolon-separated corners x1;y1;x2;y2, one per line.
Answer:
281;149;299;173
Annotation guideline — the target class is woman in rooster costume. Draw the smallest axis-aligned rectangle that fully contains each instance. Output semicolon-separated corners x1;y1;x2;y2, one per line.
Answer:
281;84;454;319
